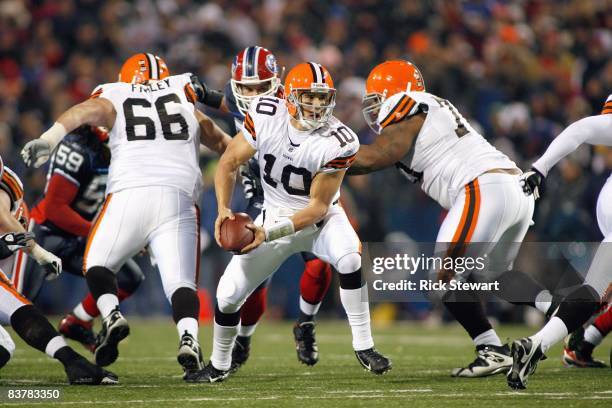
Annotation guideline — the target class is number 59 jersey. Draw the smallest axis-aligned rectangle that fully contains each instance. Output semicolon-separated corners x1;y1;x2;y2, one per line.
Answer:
91;74;202;200
242;96;359;210
377;91;517;209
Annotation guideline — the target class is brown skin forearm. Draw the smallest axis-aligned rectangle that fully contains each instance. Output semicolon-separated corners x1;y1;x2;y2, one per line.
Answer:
196;110;232;155
348;113;425;175
56;98;116;132
0;193;34;251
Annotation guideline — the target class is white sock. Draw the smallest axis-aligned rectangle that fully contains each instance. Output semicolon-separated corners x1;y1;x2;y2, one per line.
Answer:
177;317;199;340
339;285;374;351
533;316;568;353
299;296;321;316
96;294;119;319
473;329;502;347
237;323;257;337
210;321;237;371
0;326;15;356
45;336;68;358
73;303;94;322
535;290;553;315
583;325;604;346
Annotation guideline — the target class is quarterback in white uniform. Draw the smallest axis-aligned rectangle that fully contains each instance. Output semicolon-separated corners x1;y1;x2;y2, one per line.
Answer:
186;62;391;383
352;60;535;378
21;53;231;378
507;94;612;388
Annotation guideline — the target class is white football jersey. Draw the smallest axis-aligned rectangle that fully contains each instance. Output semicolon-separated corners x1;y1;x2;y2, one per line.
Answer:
92;74;202;199
377;91;517;209
242;96;359;210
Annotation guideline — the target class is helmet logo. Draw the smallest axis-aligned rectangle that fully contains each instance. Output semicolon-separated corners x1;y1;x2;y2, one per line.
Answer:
231;56;238;76
265;54;278;75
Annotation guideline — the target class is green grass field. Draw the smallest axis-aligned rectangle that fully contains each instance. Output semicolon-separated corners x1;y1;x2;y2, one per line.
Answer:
0;319;610;407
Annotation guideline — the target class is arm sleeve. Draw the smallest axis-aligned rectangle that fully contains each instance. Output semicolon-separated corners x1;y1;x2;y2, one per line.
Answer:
319;129;360;174
44;174;92;237
533;115;612;177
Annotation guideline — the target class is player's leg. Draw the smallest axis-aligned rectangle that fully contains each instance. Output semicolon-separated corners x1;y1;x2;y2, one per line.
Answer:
148;198;202;375
0;272;116;384
312;205;391;374
231;279;269;372
229;185;266;371
84;191;147;367
61;258;145;353
0;325;15;369
563;304;609;367
292;252;332;366
187;238;295;383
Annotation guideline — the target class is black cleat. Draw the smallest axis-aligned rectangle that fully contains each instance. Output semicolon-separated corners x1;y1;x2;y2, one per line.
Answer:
65;356;118;385
230;335;251;373
184;362;230;383
177;331;204;377
293;322;319;366
451;344;512;377
58;314;97;353
94;307;129;367
507;337;545;389
563;327;606;368
355;348;392;375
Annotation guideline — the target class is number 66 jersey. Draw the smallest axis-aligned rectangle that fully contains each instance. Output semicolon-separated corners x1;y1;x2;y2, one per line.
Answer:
242;96;359;210
90;74;202;200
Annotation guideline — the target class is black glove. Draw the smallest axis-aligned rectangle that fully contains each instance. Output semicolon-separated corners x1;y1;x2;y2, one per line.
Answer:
520;167;545;200
0;232;34;259
240;164;261;200
190;75;224;109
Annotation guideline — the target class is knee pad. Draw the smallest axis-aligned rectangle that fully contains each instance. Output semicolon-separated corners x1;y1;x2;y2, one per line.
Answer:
216;274;243;313
336;252;361;275
85;266;118;300
170;287;200;322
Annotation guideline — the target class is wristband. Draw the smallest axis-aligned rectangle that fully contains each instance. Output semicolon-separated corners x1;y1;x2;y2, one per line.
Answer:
40;122;67;151
264;219;295;242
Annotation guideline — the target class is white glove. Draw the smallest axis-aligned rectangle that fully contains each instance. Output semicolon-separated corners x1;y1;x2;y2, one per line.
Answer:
21;139;52;168
30;244;62;280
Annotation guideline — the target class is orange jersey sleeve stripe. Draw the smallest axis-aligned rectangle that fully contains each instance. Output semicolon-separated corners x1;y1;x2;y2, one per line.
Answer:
0;271;31;305
184;84;197;104
380;95;416;129
1;171;24;202
89;89;103;99
324;153;357;168
82;193;113;274
244;114;256;140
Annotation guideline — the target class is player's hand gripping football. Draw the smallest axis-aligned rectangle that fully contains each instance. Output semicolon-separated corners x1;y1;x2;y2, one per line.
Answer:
215;207;235;247
239;224;265;254
520;167;545;200
21;139;52;168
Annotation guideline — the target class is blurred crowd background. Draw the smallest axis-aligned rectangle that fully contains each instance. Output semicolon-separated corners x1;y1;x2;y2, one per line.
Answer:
0;0;610;324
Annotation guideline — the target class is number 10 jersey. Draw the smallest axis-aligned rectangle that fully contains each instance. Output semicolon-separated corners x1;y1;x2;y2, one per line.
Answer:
242;96;359;210
91;74;202;200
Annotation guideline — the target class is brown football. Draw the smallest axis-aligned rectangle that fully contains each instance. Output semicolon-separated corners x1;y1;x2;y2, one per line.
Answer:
219;212;255;252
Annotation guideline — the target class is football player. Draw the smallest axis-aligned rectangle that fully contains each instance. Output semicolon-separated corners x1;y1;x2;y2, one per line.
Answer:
0;156;116;384
21;53;232;378
186;62;391;383
350;60;535;378
197;46;333;369
20;125;147;353
510;94;612;388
